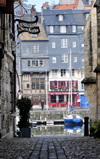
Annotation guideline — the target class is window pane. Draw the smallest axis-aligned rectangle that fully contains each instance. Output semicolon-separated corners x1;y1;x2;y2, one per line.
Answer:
32;45;39;53
28;60;30;66
40;59;43;67
40;79;45;89
52;57;56;63
27;84;29;88
36;78;39;89
32;78;35;89
61;39;67;48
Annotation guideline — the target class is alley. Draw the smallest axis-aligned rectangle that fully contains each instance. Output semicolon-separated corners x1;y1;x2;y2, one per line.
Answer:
0;136;100;159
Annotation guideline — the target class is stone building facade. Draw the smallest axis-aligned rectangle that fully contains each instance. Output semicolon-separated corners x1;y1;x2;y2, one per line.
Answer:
83;0;100;123
0;1;18;138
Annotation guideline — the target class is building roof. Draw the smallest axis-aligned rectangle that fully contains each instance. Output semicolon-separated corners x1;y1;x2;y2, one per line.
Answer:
43;9;90;26
20;23;49;41
55;0;78;9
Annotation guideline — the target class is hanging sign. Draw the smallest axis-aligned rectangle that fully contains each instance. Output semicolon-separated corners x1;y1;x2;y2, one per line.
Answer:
14;16;40;36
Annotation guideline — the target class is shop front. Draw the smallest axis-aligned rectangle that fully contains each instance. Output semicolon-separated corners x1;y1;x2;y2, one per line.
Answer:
49;91;80;107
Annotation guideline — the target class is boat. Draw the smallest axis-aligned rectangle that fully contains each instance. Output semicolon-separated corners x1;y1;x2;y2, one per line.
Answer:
64;124;82;130
64;114;83;125
64;49;83;125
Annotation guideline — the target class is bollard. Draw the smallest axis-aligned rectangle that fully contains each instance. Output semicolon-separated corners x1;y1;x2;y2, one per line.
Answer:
84;117;89;136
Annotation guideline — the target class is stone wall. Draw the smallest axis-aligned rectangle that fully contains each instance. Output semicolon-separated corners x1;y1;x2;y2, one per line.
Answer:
0;14;15;138
83;0;100;123
83;7;97;121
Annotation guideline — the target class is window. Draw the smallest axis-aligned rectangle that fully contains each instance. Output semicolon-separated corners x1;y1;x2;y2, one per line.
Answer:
72;69;74;76
81;70;85;77
52;42;56;48
60;26;66;33
27;84;29;88
32;60;39;67
73;41;76;48
40;59;44;67
28;60;31;66
31;34;37;38
59;15;63;21
61;39;67;48
52;57;56;63
73;57;77;62
62;54;68;63
72;25;76;32
52;70;57;77
50;26;54;33
81;83;84;90
86;14;89;20
36;78;39;89
61;69;66;76
32;45;39;53
81;44;84;47
36;60;38;66
32;78;35;89
40;78;45;89
32;60;35;66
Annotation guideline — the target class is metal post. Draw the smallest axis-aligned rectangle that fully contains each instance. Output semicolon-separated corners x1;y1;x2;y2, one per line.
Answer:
84;117;89;136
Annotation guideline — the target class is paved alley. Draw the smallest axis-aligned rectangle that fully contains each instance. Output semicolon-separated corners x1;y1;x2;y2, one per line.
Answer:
0;136;100;159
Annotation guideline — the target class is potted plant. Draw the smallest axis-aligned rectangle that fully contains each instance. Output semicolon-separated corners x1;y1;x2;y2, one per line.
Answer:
16;96;32;138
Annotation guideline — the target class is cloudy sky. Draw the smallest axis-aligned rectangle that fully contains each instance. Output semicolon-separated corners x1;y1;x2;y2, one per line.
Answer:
25;0;59;11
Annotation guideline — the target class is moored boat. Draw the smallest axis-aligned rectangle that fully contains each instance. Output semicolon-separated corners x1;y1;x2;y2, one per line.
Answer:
64;114;83;125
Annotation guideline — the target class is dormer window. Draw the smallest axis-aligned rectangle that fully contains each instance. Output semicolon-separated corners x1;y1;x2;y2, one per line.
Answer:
50;26;54;33
59;15;63;21
72;25;76;32
60;26;66;33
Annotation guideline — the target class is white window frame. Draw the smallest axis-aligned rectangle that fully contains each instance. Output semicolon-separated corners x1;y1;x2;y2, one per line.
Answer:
32;45;39;53
73;41;76;48
61;69;66;77
81;43;84;47
62;54;68;63
73;57;77;62
59;15;63;21
72;25;76;32
52;70;57;77
40;59;44;67
52;57;56;63
50;26;54;33
61;39;67;48
52;42;56;48
32;59;39;67
60;26;66;33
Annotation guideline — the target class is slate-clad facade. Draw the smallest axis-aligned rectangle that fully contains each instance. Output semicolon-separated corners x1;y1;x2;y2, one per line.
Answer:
43;8;90;107
20;24;49;106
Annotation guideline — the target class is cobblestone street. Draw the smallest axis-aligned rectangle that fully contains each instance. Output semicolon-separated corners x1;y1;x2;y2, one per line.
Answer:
0;136;100;159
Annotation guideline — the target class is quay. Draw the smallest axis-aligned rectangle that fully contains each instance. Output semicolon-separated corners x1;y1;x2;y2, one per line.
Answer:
0;136;100;159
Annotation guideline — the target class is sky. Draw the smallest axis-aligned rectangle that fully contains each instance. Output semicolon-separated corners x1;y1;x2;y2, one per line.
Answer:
25;0;59;12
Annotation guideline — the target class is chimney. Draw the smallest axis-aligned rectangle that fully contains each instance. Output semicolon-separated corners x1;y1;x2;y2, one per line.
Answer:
31;5;36;16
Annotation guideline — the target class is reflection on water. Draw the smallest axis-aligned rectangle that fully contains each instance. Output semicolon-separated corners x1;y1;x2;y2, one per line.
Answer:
31;124;84;136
